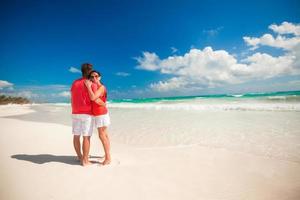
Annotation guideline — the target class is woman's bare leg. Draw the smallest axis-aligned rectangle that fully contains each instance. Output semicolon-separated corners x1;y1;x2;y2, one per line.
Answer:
98;127;111;165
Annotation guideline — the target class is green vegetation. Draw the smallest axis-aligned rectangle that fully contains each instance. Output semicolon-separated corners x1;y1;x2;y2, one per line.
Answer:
0;95;30;105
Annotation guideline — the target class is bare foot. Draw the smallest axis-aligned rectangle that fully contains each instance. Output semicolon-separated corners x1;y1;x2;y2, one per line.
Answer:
101;159;111;165
82;160;92;166
75;156;82;162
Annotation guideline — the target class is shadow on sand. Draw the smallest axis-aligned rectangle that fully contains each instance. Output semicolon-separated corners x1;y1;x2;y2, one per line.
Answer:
11;154;104;166
11;154;81;165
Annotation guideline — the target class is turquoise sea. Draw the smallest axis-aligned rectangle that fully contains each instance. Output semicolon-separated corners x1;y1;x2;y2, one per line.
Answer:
111;90;300;103
108;90;300;111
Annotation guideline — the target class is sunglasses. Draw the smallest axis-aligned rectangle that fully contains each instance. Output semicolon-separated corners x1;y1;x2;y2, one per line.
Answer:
90;75;99;79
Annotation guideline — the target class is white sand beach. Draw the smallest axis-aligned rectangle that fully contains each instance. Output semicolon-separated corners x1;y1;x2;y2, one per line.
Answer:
0;104;300;200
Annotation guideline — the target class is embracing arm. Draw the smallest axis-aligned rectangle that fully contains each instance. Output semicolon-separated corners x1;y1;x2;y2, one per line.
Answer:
94;98;106;106
85;81;106;106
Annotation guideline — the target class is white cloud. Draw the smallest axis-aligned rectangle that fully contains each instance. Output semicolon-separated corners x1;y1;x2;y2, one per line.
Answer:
171;47;178;54
0;80;14;90
243;34;300;50
241;52;296;78
57;91;71;97
150;77;188;92
269;21;300;36
115;72;130;77
243;22;300;50
69;67;81;73
135;52;161;71
137;47;245;91
136;22;300;93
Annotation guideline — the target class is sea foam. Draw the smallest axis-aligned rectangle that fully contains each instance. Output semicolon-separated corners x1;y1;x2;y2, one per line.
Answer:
108;102;300;111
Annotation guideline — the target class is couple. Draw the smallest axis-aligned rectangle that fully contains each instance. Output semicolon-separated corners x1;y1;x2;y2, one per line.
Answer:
70;63;111;166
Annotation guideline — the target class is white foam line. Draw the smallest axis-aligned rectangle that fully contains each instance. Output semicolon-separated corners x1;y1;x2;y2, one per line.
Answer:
108;103;300;111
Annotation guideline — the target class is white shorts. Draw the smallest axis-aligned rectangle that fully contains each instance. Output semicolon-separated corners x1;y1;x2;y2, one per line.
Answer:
72;114;94;136
94;113;111;128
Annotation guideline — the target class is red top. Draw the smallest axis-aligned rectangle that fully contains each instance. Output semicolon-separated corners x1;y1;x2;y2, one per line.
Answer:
91;84;108;116
71;78;92;114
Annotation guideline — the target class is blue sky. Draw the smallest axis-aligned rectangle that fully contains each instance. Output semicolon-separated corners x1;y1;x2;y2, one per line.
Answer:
0;0;300;102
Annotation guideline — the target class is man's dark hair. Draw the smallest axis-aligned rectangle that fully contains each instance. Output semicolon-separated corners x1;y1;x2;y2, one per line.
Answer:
81;63;93;78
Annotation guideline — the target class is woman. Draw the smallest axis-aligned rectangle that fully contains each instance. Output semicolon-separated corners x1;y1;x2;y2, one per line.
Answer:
84;70;111;165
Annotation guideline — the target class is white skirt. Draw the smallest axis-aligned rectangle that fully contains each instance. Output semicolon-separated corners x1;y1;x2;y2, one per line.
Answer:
94;113;110;128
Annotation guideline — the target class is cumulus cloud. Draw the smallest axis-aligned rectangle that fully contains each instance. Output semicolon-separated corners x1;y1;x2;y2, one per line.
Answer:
135;52;161;71
150;77;188;92
0;80;14;90
241;53;296;78
243;21;300;50
136;22;300;93
269;21;300;36
69;67;81;73
243;34;300;50
138;47;247;91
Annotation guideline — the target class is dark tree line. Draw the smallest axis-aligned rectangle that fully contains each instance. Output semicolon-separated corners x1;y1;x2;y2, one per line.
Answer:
0;95;30;105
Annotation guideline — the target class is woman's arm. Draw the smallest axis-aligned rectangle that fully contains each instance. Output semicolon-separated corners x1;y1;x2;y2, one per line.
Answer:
85;80;106;106
94;98;106;106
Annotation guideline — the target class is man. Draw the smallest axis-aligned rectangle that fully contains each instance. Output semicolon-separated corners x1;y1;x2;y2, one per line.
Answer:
71;63;93;166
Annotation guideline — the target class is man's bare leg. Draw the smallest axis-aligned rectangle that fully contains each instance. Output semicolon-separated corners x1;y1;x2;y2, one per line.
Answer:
98;127;111;165
73;135;82;161
82;136;92;166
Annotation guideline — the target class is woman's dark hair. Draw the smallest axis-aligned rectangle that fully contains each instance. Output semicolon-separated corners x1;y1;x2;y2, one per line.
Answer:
88;70;101;80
